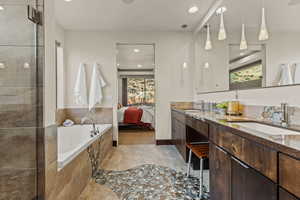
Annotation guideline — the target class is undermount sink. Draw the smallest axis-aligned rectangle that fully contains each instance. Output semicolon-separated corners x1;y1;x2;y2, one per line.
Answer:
184;110;201;113
232;122;300;136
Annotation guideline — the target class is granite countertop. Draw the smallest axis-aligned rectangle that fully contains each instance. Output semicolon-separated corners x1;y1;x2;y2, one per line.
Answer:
172;108;300;159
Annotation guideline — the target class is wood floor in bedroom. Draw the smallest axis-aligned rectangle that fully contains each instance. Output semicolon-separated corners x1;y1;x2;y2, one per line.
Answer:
118;129;155;145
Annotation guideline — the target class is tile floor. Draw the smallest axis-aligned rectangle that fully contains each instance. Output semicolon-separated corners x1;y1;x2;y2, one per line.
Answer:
78;145;209;200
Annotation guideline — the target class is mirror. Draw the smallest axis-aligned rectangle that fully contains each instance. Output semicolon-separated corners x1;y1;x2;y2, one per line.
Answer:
195;0;300;93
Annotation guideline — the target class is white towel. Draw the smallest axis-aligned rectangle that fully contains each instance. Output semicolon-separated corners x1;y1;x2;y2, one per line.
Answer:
279;64;294;85
294;63;300;84
89;63;107;110
74;63;88;105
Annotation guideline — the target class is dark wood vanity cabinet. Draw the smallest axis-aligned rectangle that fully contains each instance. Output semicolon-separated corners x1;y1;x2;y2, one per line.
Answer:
186;116;209;138
210;144;231;200
210;123;277;182
279;153;300;199
210;143;277;200
171;111;186;160
231;156;277;200
171;109;300;200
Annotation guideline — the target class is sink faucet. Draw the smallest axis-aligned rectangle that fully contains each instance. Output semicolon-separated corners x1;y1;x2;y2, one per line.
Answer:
281;103;289;127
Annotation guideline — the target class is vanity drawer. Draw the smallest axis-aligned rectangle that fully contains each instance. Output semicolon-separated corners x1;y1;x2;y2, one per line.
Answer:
186;116;209;138
279;153;300;198
210;125;244;158
242;139;277;183
210;124;277;182
171;111;186;124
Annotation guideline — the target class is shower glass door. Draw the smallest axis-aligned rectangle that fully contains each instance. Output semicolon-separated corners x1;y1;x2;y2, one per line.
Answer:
0;0;43;199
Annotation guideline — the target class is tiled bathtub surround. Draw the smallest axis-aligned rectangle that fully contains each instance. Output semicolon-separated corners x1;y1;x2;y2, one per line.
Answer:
0;0;44;199
56;107;113;125
43;127;113;200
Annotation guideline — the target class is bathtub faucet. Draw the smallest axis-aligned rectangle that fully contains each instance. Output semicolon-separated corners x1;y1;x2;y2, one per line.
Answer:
91;123;100;137
81;116;93;125
81;117;99;137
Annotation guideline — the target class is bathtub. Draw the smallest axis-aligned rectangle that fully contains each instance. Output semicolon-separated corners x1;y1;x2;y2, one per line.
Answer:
57;124;112;171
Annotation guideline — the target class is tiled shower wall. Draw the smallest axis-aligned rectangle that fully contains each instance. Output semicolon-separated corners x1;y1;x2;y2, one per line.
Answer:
0;0;44;199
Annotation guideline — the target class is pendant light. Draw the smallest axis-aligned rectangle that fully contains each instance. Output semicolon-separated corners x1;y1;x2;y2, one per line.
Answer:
205;24;212;50
240;24;248;50
259;7;269;41
218;8;227;40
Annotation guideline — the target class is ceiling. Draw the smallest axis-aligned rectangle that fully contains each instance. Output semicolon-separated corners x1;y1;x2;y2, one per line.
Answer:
54;0;215;31
116;44;155;69
208;0;300;32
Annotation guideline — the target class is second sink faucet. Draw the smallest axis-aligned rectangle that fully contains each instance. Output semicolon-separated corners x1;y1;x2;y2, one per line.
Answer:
281;103;289;127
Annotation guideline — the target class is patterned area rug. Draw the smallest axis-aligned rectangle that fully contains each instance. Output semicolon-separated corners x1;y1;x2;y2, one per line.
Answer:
94;164;208;200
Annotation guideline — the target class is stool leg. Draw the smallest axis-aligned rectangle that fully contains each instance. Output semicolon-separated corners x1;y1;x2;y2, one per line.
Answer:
187;149;192;177
199;158;204;199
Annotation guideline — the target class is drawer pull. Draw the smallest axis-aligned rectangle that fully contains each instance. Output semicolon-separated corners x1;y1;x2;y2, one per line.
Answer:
216;145;228;155
232;156;249;169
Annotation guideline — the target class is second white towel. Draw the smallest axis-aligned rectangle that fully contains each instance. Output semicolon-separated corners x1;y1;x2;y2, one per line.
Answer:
89;63;107;110
294;63;300;84
279;64;294;86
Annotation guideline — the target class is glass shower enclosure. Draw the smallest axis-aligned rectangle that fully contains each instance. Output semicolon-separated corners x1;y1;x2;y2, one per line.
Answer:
0;0;44;199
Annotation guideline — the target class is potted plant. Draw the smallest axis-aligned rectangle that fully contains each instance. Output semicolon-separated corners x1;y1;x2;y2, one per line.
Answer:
216;102;228;115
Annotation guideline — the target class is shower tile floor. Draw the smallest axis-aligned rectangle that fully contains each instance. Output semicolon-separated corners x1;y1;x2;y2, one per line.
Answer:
78;145;209;200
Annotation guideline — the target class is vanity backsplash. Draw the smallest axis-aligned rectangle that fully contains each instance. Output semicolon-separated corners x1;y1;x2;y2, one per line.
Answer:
172;101;300;127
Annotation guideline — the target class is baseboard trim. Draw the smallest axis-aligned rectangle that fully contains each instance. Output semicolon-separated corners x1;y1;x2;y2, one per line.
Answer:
113;140;118;147
156;140;173;145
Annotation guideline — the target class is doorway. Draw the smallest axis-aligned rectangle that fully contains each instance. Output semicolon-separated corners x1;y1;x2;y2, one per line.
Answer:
116;44;156;145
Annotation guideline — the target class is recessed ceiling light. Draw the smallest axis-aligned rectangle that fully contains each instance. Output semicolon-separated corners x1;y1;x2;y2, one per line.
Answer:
134;49;140;53
0;5;5;11
188;6;199;14
117;63;120;66
137;64;142;68
64;0;73;2
216;6;227;15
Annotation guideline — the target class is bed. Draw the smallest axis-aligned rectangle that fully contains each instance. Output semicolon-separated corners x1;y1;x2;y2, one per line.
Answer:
117;105;155;129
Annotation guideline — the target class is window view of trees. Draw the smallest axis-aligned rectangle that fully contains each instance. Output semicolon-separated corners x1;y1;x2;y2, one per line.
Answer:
127;78;155;105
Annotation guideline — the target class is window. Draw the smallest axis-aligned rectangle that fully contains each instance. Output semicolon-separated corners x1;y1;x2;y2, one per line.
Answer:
125;77;155;105
229;61;263;90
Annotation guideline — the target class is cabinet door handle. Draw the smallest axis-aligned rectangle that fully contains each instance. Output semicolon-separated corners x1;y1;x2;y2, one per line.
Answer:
216;145;228;155
231;156;249;169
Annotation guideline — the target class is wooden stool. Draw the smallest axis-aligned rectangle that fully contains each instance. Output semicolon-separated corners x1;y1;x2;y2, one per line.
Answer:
186;142;209;199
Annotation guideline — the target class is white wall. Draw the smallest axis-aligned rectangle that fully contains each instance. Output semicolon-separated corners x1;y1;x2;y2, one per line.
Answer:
44;0;68;126
44;0;56;126
64;31;195;140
